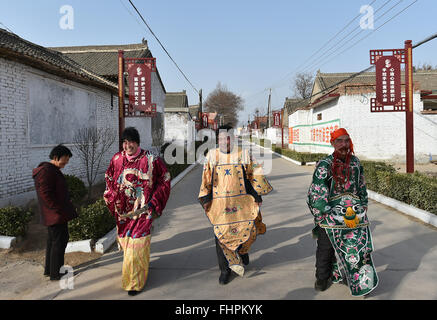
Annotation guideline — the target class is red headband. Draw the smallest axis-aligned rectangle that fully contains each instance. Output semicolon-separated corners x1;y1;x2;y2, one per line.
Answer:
330;128;354;153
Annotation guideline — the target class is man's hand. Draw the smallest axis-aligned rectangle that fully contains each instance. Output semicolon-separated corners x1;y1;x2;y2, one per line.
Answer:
202;201;211;212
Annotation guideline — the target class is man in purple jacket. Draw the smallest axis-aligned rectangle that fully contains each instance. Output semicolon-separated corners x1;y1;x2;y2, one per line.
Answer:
32;144;78;280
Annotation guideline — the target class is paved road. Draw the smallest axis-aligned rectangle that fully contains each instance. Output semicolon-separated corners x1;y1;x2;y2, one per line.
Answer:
21;142;437;300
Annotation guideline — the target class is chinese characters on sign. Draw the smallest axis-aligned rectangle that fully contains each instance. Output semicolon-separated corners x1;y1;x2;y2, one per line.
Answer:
127;60;156;115
128;63;150;112
370;49;405;112
288;121;340;146
273;112;281;127
311;124;339;144
375;56;401;105
202;113;208;128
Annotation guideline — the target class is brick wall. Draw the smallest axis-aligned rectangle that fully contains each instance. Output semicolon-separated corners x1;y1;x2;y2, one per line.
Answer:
0;57;119;207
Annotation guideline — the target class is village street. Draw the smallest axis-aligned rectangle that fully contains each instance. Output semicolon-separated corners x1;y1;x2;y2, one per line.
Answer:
12;141;437;301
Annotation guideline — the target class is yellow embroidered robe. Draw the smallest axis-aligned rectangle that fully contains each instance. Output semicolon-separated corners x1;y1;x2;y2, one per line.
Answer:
199;146;272;275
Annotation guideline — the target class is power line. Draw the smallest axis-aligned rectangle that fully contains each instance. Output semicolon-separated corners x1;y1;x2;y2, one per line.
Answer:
296;0;389;76
126;0;199;94
242;1;381;104
309;0;418;73
413;32;437;48
303;24;434;111
301;0;400;75
0;22;13;33
242;1;381;103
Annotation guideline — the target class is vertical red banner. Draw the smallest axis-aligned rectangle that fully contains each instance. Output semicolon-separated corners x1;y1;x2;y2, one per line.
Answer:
375;55;402;106
128;63;152;112
273;112;281;127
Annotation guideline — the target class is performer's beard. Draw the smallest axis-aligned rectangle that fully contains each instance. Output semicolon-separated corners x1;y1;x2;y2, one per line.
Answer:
332;149;353;191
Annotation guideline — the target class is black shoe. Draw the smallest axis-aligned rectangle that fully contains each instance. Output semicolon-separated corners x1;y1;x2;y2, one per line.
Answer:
239;253;249;266
314;278;332;292
219;270;232;285
128;290;140;296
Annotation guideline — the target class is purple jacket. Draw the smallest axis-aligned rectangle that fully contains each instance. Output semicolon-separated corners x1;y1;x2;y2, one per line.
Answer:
32;162;78;226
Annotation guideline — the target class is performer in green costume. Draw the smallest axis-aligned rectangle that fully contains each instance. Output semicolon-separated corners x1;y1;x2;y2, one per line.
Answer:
307;128;378;297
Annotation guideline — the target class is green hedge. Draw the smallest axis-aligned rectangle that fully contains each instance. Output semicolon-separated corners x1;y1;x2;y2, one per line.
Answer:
361;161;437;215
252;138;328;163
253;139;437;215
68;199;115;241
65;174;87;206
0;206;33;237
272;145;328;164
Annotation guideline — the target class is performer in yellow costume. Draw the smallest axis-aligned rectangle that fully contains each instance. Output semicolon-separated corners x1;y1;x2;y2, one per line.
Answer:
199;125;272;284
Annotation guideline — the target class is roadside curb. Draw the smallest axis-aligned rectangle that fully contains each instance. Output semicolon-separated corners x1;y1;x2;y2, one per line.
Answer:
0;236;17;249
67;161;200;254
367;190;437;228
250;139;437;228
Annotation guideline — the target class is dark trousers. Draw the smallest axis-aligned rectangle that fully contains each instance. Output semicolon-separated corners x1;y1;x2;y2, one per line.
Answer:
215;237;231;273
315;227;336;280
45;223;69;278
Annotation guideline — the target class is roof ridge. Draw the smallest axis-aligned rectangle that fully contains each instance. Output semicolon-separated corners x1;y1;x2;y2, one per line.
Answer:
49;43;148;53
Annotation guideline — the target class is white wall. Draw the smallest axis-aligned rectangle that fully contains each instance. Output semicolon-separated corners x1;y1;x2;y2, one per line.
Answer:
164;112;196;148
287;92;437;163
0;57;119;206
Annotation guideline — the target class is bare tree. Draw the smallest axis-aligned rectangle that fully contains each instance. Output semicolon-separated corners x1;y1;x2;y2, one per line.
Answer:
292;72;315;99
204;83;244;127
413;62;437;71
73;127;116;199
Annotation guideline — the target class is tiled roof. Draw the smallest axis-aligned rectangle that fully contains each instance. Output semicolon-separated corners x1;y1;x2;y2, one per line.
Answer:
165;91;189;111
50;42;152;77
0;28;117;91
315;70;437;93
283;97;308;114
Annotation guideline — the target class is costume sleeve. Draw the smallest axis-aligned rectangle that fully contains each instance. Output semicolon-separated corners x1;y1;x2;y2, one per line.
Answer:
198;150;213;206
358;162;368;208
103;157;117;215
148;156;171;216
36;167;62;214
307;160;331;223
245;151;273;196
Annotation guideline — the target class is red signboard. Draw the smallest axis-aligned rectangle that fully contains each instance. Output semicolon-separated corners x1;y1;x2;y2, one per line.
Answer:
202;113;208;128
273;112;281;127
128;63;152;113
370;49;405;112
375;56;402;105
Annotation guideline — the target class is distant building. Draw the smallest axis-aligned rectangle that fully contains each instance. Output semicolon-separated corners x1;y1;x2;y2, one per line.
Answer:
288;70;437;163
164;90;196;147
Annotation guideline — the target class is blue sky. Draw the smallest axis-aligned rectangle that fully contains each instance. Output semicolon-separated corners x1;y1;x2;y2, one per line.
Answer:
1;0;436;126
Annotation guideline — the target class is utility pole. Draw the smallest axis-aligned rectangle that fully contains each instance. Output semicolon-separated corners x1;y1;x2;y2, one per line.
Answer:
404;40;414;173
118;50;125;151
267;88;272;128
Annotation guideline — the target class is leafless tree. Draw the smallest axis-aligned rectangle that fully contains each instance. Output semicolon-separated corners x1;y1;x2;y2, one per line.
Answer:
292;72;315;99
204;83;244;127
413;62;437;71
73;127;116;199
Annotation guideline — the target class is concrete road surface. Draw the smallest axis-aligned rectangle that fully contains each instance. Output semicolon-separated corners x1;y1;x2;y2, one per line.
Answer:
18;142;437;300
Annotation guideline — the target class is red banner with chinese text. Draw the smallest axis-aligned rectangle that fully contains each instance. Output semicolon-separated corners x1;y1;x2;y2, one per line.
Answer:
273;112;281;127
375;56;401;106
128;63;152;113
